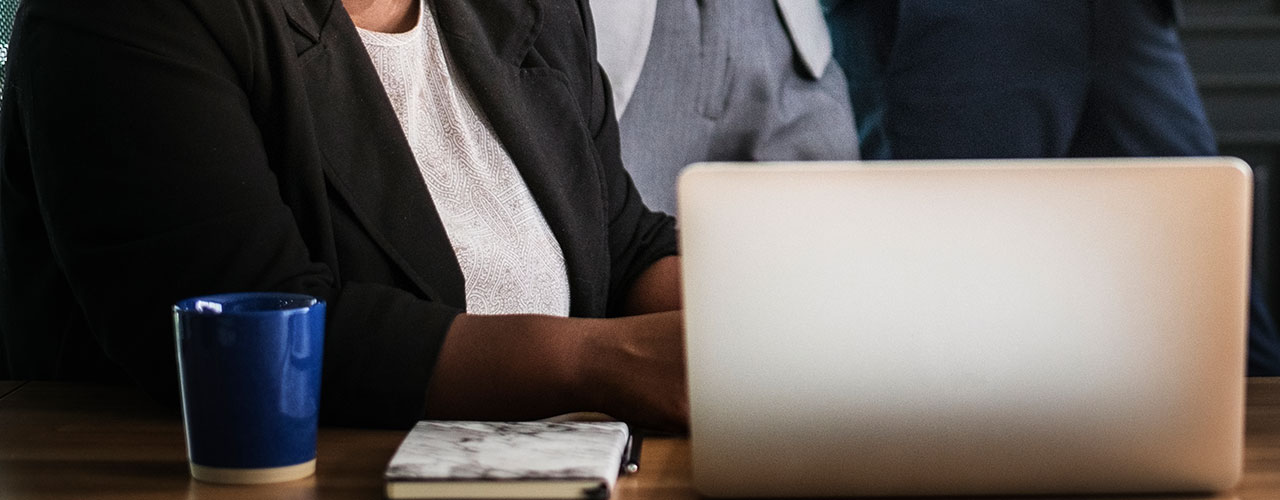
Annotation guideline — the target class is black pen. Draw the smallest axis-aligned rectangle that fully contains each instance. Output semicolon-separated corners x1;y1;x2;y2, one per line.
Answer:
623;432;643;474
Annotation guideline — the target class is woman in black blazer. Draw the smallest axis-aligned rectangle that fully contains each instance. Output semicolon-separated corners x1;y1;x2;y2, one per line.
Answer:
0;0;687;430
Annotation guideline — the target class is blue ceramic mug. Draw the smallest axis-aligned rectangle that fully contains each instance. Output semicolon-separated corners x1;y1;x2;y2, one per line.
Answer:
173;292;325;484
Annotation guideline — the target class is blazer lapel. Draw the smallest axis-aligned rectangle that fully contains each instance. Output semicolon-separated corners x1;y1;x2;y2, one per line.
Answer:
432;0;608;316
285;0;467;307
1167;0;1184;25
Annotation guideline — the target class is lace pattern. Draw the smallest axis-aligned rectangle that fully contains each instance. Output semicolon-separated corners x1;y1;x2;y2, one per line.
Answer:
358;3;571;316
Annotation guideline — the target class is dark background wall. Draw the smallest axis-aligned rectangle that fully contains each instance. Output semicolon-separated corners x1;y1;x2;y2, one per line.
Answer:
1183;0;1280;316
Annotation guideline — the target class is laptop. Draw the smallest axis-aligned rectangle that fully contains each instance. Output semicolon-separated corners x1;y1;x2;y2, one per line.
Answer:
677;158;1250;497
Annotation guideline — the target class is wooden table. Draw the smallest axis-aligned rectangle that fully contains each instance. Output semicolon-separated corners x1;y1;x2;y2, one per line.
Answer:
1;379;1278;499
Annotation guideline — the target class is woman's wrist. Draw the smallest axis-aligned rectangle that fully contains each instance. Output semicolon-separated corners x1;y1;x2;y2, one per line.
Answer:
572;316;622;415
575;312;688;430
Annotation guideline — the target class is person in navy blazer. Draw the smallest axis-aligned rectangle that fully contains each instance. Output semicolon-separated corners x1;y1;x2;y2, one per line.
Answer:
826;0;1204;160
824;0;1280;375
0;0;688;429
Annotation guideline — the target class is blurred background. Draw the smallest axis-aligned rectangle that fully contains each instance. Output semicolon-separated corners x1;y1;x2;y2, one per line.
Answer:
1182;0;1280;326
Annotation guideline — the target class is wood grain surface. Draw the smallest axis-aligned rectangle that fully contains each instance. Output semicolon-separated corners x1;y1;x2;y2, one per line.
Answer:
0;379;1277;500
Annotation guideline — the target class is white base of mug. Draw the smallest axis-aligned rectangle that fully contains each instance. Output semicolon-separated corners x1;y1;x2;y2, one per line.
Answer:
190;459;316;484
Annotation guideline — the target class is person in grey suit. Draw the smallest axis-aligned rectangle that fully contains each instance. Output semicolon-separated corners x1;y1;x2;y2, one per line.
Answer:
591;0;859;215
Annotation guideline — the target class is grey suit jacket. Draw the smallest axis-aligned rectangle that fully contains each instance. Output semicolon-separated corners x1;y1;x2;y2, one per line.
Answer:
590;0;858;215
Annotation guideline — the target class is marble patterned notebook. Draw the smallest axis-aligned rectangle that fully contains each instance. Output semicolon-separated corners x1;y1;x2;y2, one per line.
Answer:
385;421;631;499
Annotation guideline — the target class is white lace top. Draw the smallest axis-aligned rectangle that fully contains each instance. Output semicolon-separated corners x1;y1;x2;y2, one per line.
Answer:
357;3;571;316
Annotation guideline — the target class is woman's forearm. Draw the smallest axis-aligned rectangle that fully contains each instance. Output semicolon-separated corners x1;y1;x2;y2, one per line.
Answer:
424;313;592;421
424;310;688;431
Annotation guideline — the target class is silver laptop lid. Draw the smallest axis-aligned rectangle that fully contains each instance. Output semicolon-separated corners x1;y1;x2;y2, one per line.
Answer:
679;158;1249;497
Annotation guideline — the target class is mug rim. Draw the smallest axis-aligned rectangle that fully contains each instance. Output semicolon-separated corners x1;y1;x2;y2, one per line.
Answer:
173;292;323;316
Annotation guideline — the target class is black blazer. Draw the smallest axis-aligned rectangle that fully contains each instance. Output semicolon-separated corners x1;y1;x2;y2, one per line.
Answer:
0;0;676;427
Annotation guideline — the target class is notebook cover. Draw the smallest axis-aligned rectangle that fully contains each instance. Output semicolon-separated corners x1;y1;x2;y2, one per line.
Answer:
385;421;630;499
